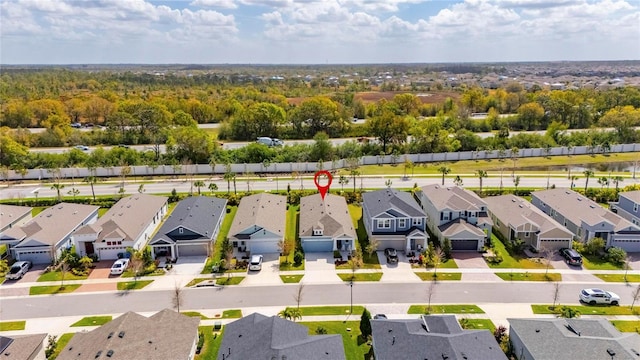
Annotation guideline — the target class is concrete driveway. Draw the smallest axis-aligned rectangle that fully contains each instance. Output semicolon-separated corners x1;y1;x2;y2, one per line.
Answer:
88;261;113;279
453;252;490;269
377;251;420;283
303;253;341;283
243;254;281;285
171;256;207;275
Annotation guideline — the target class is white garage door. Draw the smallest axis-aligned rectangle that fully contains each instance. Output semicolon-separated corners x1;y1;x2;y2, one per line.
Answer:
17;250;52;264
178;243;209;257
98;247;127;261
250;240;280;254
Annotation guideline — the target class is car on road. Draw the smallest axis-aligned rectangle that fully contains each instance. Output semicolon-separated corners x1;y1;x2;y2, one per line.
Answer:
110;258;130;275
74;145;89;151
373;314;387;319
5;261;32;280
256;137;284;147
579;288;620;305
70;122;82;129
249;255;263;271
559;248;583;266
384;248;398;264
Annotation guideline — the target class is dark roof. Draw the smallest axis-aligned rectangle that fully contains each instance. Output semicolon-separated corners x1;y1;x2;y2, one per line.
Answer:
0;334;46;360
57;309;199;360
371;315;507;360
363;188;424;218
151;196;227;243
219;313;346;360
509;318;640;360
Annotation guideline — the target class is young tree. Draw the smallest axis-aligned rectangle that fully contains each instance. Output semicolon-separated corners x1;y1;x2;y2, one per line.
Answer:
194;180;205;195
442;239;452;260
551;282;561;310
278;307;302;322
583;170;594;191
208;182;218;195
360;308;372;340
426;279;437;313
338;175;349;191
453;175;463;187
172;282;184;313
138;183;145;194
83;176;98;202
365;239;379;260
293;282;305;309
67;187;80;199
432;247;444;278
223;169;234;194
277;239;293;259
438;166;451;186
476;170;487;193
542;248;553;276
612;176;624;193
51;183;65;202
630;284;640;311
511;147;519;177
513;175;521;195
45;335;58;359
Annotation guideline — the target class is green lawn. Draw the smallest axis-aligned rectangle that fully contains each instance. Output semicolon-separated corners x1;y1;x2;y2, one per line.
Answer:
221;309;242;318
610;320;640;333
121;268;166;277
280;274;304;283
280;205;305;270
487;233;548;269
300;321;371;360
117;280;153;290
408;304;485;314
299;306;365;316
531;304;637;315
215;276;245;285
459;318;496;333
495;272;561;281
337;272;383;282
49;333;75;360
70;316;112;327
185;278;210;287
581;254;625;270
97;207;109;217
195;326;224;360
202;206;237;274
37;271;88;282
183;311;211;319
0;321;26;331
593;274;640;282
430;259;459;269
414;272;462;281
30;285;80;295
348;204;381;269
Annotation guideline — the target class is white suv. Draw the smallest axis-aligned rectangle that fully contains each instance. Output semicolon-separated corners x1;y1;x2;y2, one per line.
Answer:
579;288;620;306
5;261;32;280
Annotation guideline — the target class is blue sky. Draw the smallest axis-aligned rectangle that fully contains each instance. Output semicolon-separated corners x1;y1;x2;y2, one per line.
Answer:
1;0;639;64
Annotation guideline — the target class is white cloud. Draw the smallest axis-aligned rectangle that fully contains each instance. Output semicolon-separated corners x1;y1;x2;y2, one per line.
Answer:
190;0;238;9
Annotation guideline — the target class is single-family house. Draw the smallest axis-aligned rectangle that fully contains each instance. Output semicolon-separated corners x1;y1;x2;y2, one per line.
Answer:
149;196;227;259
418;185;493;251
485;195;574;251
0;203;99;264
228;193;286;254
0;333;47;360
299;193;357;252
371;315;507;360
610;190;640;226
72;194;168;260
508;318;640;360
362;188;428;252
219;313;346;360
57;309;200;360
0;204;33;234
531;189;640;252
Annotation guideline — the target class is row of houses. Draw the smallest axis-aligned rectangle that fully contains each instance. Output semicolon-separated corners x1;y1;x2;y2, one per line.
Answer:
2;187;640;264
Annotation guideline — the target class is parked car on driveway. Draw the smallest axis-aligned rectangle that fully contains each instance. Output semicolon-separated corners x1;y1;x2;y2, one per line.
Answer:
560;248;583;266
384;248;398;264
110;258;130;275
5;261;32;280
249;255;263;271
579;288;620;305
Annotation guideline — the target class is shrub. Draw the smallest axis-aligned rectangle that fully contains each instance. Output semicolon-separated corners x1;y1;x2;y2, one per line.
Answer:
315;326;327;335
572;240;585;253
607;246;627;265
293;252;304;266
584;237;605;255
360;308;372;339
442;238;452;259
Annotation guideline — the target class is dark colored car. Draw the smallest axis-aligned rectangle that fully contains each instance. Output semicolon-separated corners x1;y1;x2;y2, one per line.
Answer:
373;314;387;319
384;248;398;264
560;248;583;266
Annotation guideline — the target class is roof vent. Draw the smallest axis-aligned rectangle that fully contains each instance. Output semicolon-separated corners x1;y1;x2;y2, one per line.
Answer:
107;332;114;339
95;350;102;358
106;350;114;357
607;349;616;356
118;331;125;338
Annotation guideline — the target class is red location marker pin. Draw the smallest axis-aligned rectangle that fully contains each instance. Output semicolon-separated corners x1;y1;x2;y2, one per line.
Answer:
314;170;333;200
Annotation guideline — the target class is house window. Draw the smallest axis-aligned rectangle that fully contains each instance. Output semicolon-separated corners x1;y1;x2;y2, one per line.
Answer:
412;218;422;226
378;219;391;229
398;219;406;228
179;227;184;234
524;232;530;237
443;212;450;221
634;203;638;212
313;229;323;236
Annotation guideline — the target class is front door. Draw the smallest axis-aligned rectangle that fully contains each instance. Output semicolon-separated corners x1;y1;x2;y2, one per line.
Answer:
337;240;342;250
85;242;94;256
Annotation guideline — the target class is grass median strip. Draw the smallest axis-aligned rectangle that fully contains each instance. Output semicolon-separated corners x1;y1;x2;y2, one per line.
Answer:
593;274;640;282
581;255;625;270
610;320;640;333
408;304;485;314
300;321;370;360
459;318;496;333
532;304;638;316
185;278;210;287
495;272;561;281
298;306;365;316
70;316;113;327
37;272;88;282
0;321;26;331
30;285;81;295
337;273;383;282
215;276;245;285
414;272;462;281
117;280;153;291
280;274;304;283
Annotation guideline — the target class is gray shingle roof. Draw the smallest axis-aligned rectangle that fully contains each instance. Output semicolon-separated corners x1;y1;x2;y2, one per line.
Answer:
620;190;640;203
371;315;507;360
73;194;167;243
508;318;640;360
229;193;286;240
152;196;227;243
57;309;199;360
439;218;486;237
0;333;46;360
533;189;640;232
485;195;573;239
419;184;487;212
0;204;32;233
219;313;346;360
362;188;424;218
4;203;98;246
299;194;356;238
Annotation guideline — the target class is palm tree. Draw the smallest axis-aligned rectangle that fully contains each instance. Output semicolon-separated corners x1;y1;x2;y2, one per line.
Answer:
583;170;594;191
612;176;624;192
194;180;205;195
278;307;302;322
83;176;98;202
208;182;218;195
570;175;578;189
453;175;463;187
511;147;519;177
51;183;65;202
350;169;359;193
513;175;521;195
476;170;487;193
438;166;451;186
223;170;234;194
597;177;608;189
